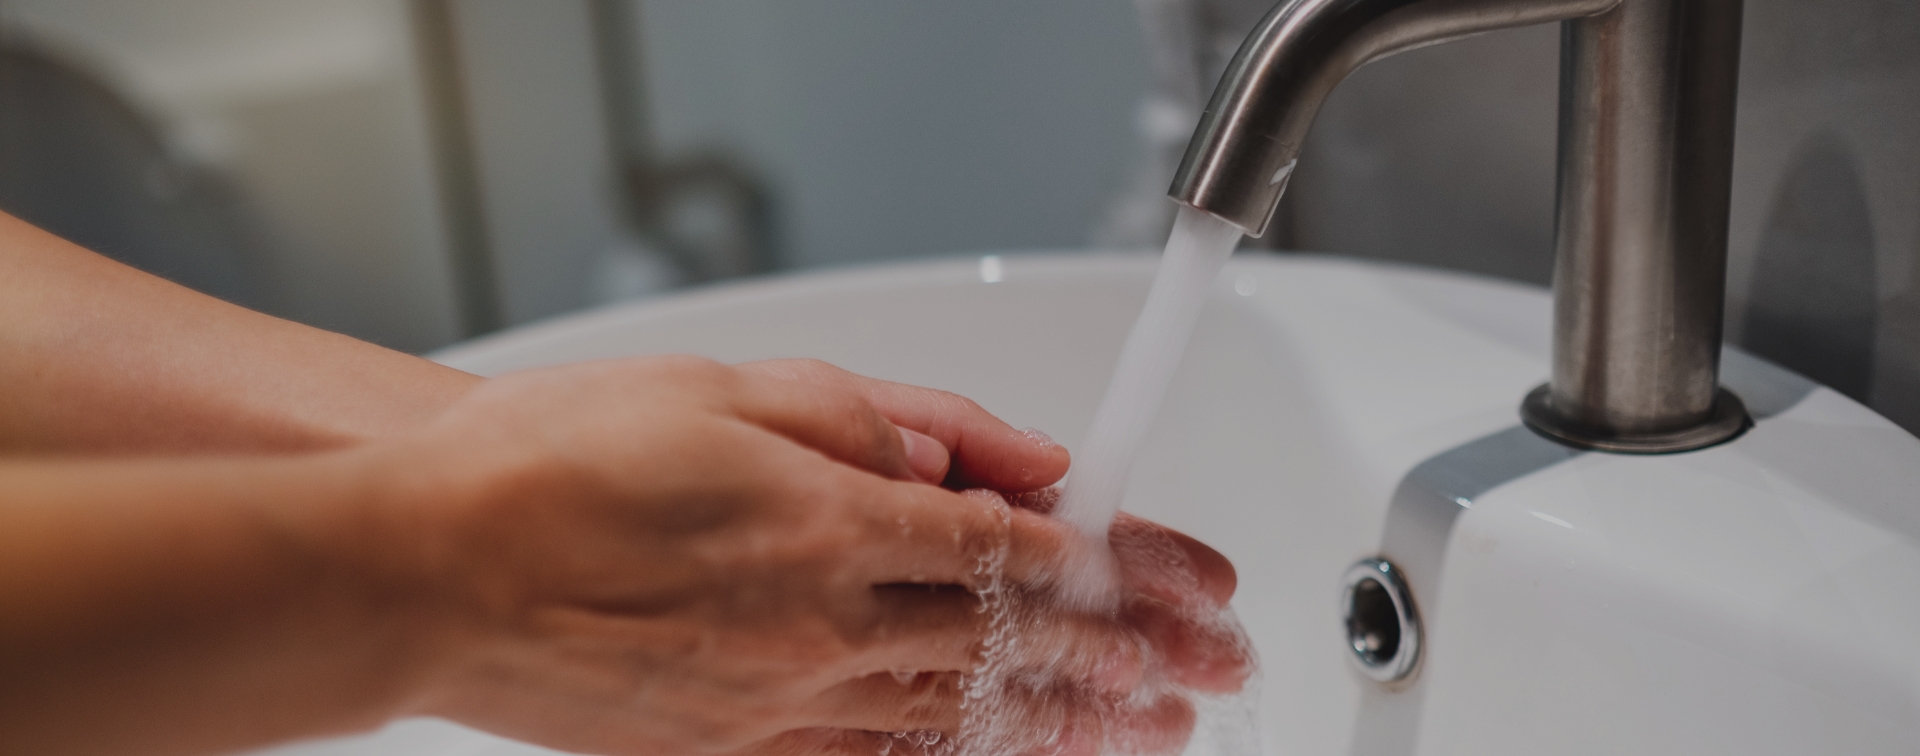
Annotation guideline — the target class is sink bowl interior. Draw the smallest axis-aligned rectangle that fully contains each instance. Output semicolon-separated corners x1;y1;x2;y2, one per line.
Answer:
248;252;1920;756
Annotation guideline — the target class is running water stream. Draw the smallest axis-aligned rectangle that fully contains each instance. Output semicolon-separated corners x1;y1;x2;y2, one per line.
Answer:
944;205;1260;756
1053;205;1248;605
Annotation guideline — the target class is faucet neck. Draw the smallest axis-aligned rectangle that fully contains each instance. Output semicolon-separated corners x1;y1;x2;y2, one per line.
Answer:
1170;0;1750;453
1170;0;1621;238
1523;0;1749;452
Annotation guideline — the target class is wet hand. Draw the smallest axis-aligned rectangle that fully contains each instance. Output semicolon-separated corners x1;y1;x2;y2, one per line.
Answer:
340;356;1225;756
962;492;1252;756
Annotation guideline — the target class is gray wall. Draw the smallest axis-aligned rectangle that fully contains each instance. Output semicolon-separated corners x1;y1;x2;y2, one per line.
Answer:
451;0;667;324
8;0;1915;438
631;0;1149;269
1274;0;1920;434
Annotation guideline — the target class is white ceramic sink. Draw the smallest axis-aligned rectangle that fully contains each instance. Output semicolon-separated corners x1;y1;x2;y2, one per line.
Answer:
254;252;1920;756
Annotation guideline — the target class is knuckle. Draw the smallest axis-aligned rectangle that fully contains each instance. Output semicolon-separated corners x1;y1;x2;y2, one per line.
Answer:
852;407;900;454
756;357;846;386
787;357;841;377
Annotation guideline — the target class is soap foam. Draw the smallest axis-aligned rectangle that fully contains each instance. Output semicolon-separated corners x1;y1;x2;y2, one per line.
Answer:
943;490;1261;756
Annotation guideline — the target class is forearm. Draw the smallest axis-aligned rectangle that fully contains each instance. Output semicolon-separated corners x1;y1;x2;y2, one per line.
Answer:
0;211;481;454
0;453;440;756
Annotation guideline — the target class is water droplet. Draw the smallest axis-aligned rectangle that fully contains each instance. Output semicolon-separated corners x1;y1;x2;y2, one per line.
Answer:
1234;273;1258;297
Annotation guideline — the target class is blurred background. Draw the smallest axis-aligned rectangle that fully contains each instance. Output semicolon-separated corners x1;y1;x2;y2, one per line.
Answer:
0;0;1915;434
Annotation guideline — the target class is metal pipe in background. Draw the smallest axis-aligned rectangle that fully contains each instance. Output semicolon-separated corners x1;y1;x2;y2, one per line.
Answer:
588;0;778;284
410;0;504;337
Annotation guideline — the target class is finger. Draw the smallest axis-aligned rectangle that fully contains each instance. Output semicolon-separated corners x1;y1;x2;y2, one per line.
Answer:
819;677;1105;756
737;729;898;756
1036;704;1106;756
851;483;1083;589
977;684;1106;756
805;671;963;734
855;583;1146;695
1124;599;1255;694
1101;694;1197;756
899;426;951;484
1007;487;1061;514
724;366;917;482
1110;514;1237;609
851;585;983;673
739;359;1070;491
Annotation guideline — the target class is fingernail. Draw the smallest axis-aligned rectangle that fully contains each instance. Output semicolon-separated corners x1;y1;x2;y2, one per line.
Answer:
898;426;951;484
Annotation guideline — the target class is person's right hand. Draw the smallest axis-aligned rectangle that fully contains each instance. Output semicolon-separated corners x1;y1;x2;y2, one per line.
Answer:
334;356;1246;756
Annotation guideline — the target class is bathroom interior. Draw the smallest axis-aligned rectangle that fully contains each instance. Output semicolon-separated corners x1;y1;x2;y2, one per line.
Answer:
2;0;1918;754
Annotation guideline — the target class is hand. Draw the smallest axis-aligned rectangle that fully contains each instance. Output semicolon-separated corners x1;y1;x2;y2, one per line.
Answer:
731;358;1068;491
968;492;1251;756
344;356;1244;756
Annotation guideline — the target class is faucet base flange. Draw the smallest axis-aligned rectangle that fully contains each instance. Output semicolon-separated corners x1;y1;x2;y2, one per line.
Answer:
1521;385;1750;454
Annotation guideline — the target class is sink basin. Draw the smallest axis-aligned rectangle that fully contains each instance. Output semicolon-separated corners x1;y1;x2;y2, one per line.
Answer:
251;252;1920;755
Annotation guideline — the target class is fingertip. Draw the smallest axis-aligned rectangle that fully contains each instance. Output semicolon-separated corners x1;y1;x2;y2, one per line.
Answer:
1109;518;1235;610
955;427;1070;492
1164;529;1237;607
1136;611;1253;695
1019;428;1072;489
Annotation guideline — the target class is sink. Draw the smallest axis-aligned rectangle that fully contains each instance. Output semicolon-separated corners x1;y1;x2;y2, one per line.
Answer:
251;252;1920;755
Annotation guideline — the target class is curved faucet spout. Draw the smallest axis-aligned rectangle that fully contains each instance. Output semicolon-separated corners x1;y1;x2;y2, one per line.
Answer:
1170;0;1619;236
1176;0;1751;453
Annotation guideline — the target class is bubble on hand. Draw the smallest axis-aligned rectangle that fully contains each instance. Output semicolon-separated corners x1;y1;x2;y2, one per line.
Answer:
881;730;945;756
940;487;1261;756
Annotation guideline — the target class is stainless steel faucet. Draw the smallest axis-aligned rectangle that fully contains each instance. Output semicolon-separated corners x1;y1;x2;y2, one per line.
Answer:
1171;0;1750;453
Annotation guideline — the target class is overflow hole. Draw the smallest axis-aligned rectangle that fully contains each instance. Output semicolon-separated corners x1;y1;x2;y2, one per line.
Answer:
1341;558;1421;682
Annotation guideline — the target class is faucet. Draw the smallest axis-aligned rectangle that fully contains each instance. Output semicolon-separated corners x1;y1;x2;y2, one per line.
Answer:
1171;0;1750;453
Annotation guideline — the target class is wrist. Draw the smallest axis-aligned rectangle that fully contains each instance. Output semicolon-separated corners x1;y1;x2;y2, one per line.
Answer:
333;431;557;719
286;447;477;723
0;451;477;755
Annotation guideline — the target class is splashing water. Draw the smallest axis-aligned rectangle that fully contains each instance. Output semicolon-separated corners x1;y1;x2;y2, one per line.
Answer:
1054;205;1247;607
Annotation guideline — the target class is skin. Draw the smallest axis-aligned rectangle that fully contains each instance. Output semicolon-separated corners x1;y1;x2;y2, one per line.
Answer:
0;212;1247;756
0;211;480;454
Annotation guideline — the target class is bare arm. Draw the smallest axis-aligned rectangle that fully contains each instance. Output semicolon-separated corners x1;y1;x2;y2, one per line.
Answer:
0;212;1246;756
0;452;435;756
0;210;480;454
0;357;1243;756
